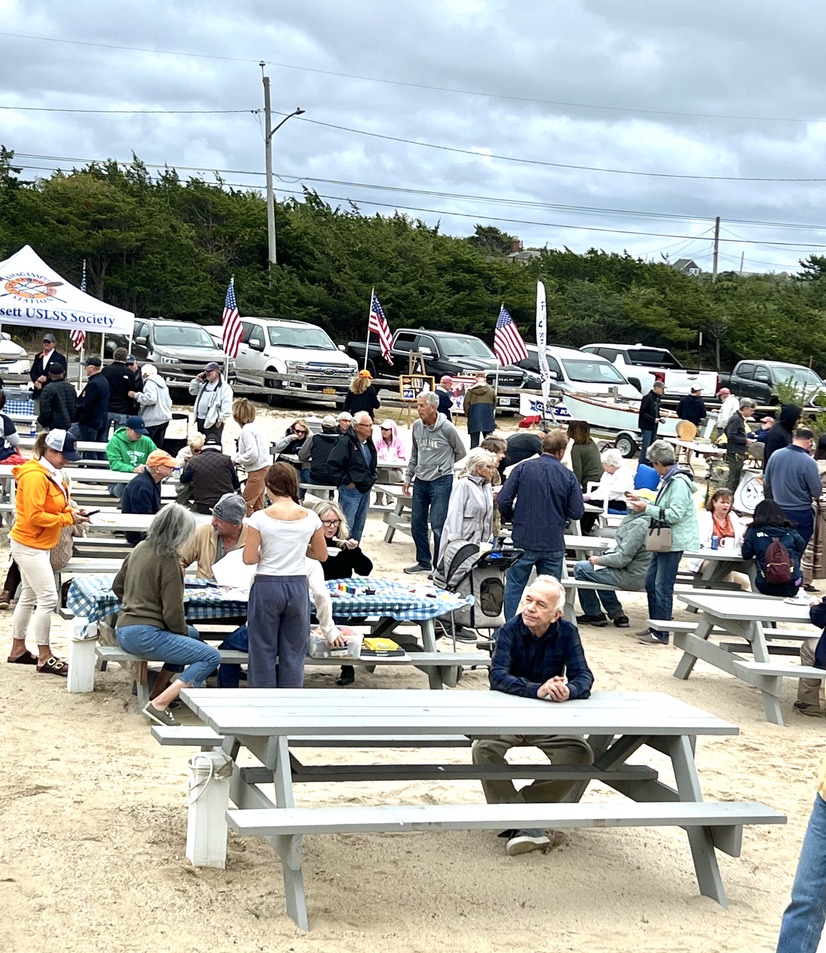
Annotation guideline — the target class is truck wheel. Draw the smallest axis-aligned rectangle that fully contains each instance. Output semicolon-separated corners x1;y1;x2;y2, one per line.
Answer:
615;433;637;459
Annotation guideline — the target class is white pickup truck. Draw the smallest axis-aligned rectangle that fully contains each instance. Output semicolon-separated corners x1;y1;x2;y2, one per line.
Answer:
580;343;719;397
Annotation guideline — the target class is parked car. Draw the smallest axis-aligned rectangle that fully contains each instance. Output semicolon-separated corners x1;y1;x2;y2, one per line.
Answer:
720;360;824;405
227;317;359;403
580;343;718;396
0;331;30;375
511;344;641;399
105;317;230;384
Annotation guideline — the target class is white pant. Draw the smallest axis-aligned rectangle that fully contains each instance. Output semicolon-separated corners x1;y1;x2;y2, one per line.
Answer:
10;538;58;646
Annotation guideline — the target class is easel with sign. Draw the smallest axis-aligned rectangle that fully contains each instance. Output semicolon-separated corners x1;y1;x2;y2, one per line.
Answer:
399;353;435;427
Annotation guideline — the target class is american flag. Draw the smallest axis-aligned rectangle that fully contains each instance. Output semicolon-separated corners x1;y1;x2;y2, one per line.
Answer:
70;260;87;351
221;278;242;359
493;306;528;365
368;290;393;365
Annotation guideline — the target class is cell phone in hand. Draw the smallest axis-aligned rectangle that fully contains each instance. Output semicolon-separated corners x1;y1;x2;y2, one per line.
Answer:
84;509;101;517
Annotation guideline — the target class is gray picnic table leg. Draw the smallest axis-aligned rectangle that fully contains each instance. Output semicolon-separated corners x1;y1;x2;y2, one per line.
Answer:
419;618;446;689
666;734;728;907
673;615;714;680
268;734;310;930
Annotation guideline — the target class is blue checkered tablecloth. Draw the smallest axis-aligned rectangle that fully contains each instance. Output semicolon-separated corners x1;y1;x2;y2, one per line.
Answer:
66;574;472;624
6;398;35;417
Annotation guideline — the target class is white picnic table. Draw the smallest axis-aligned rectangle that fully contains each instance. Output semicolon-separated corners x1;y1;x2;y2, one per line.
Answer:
175;687;784;929
673;591;823;725
82;511;211;535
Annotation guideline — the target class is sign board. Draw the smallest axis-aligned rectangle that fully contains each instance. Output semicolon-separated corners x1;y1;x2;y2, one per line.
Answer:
519;392;571;421
399;374;435;402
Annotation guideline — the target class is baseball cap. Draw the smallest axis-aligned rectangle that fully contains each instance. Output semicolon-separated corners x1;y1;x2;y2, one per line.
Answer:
717;387;731;397
690;386;702;393
204;432;222;446
44;429;80;461
358;369;372;379
652;381;665;390
338;411;352;421
204;361;221;372
126;354;137;364
321;414;337;428
125;415;148;434
47;361;67;376
211;493;247;525
85;355;102;367
146;449;178;468
380;419;395;430
42;333;56;343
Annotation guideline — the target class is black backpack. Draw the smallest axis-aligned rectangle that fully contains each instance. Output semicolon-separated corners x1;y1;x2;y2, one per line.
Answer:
764;538;793;584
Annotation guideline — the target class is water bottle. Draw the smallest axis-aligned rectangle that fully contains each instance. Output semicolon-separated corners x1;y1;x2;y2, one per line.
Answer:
29;417;36;437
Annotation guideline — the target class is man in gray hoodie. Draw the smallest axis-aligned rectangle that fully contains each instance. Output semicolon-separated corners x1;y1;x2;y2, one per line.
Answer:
572;508;652;627
403;391;466;573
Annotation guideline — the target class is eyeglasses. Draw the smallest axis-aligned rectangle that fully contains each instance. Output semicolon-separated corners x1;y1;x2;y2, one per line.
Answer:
380;427;392;431
321;519;341;527
294;429;308;435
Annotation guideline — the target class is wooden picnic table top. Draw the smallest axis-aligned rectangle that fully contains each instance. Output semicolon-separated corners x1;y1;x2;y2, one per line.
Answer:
677;591;812;620
83;511;211;535
182;687;739;738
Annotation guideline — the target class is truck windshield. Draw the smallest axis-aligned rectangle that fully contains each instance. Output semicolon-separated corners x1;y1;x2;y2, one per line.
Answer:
626;348;682;369
778;366;822;387
154;325;216;348
562;359;628;385
439;336;495;359
268;326;337;350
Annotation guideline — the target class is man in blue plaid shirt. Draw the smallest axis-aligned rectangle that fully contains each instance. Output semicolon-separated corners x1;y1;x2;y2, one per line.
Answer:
472;575;594;857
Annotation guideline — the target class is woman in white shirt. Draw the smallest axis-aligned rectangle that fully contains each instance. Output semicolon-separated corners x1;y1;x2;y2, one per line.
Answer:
242;463;327;687
688;487;748;588
581;448;634;535
231;398;271;515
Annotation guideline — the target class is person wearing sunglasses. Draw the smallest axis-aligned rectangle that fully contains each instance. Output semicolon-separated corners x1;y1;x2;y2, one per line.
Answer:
310;500;373;686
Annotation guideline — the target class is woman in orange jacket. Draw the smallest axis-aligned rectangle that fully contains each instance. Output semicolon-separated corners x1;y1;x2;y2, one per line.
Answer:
8;430;90;675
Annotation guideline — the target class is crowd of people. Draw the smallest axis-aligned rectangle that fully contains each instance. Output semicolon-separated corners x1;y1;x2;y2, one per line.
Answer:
10;351;826;938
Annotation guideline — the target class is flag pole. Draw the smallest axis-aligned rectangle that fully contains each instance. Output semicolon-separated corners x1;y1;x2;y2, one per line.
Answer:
364;287;373;371
494;302;503;399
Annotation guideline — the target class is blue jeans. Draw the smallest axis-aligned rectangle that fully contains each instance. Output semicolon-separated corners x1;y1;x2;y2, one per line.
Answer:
504;549;564;620
573;560;623;617
70;422;108;460
411;474;454;568
645;549;683;641
217;624;248;688
338;485;370;543
777;794;826;953
108;412;128;435
116;623;219;688
785;506;815;548
639;429;657;464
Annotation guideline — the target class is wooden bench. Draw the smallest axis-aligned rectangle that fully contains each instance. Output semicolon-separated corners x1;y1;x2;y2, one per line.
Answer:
95;644;249;708
383;492;412;543
732;659;826;685
298;483;336;501
151;725;474;749
305;651;490;687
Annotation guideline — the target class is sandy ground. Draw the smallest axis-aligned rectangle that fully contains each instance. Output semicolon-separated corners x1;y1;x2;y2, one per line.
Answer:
0;400;823;953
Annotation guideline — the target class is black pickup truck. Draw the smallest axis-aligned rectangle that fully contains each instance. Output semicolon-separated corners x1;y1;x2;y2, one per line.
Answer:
346;328;525;392
719;360;824;405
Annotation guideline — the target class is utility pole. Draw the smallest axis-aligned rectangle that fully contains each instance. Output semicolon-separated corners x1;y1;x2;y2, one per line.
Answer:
260;63;304;274
712;216;720;282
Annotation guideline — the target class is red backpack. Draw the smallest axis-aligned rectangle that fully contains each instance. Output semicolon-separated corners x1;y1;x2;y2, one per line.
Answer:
764;538;793;585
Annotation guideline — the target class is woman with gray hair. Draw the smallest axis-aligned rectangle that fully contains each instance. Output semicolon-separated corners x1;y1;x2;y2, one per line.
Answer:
113;503;220;726
130;363;173;449
437;448;497;565
580;447;634;535
627;440;700;645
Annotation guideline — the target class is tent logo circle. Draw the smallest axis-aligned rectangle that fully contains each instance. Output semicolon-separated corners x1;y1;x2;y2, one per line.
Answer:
2;273;63;301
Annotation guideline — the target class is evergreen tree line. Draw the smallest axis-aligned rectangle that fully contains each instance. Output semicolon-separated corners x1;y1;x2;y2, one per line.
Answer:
1;147;825;373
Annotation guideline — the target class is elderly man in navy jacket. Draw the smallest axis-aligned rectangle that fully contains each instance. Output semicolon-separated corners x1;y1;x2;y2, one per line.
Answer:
472;575;594;856
328;410;378;543
498;428;584;619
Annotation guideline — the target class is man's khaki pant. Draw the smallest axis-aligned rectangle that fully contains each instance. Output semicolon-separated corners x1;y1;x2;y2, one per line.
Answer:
472;734;594;804
798;639;823;708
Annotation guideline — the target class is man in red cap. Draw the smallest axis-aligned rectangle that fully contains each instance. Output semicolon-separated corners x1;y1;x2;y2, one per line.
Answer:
716;387;739;432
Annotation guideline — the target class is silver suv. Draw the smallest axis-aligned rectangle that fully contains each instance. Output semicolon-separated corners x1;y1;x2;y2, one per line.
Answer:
106;318;230;384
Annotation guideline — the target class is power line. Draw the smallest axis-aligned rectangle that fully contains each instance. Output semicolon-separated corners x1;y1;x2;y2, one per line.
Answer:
0;104;256;115
2;30;825;126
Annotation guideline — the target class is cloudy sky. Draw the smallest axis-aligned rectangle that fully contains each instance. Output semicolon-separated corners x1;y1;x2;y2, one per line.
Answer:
3;0;826;274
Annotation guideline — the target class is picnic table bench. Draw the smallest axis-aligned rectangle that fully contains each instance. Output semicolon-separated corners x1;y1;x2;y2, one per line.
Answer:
174;687;784;929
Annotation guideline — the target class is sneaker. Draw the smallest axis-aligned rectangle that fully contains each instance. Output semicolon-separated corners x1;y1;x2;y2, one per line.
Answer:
636;631;668;645
506;828;551;856
0;590;10;610
576;613;608;627
142;702;180;727
611;613;630;628
455;630;478;643
403;563;432;574
794;701;825;718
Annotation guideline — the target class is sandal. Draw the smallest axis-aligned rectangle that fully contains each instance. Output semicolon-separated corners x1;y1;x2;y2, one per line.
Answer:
36;657;69;677
7;650;38;665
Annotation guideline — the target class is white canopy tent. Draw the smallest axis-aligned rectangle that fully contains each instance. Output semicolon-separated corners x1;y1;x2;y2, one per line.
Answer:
0;244;135;338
